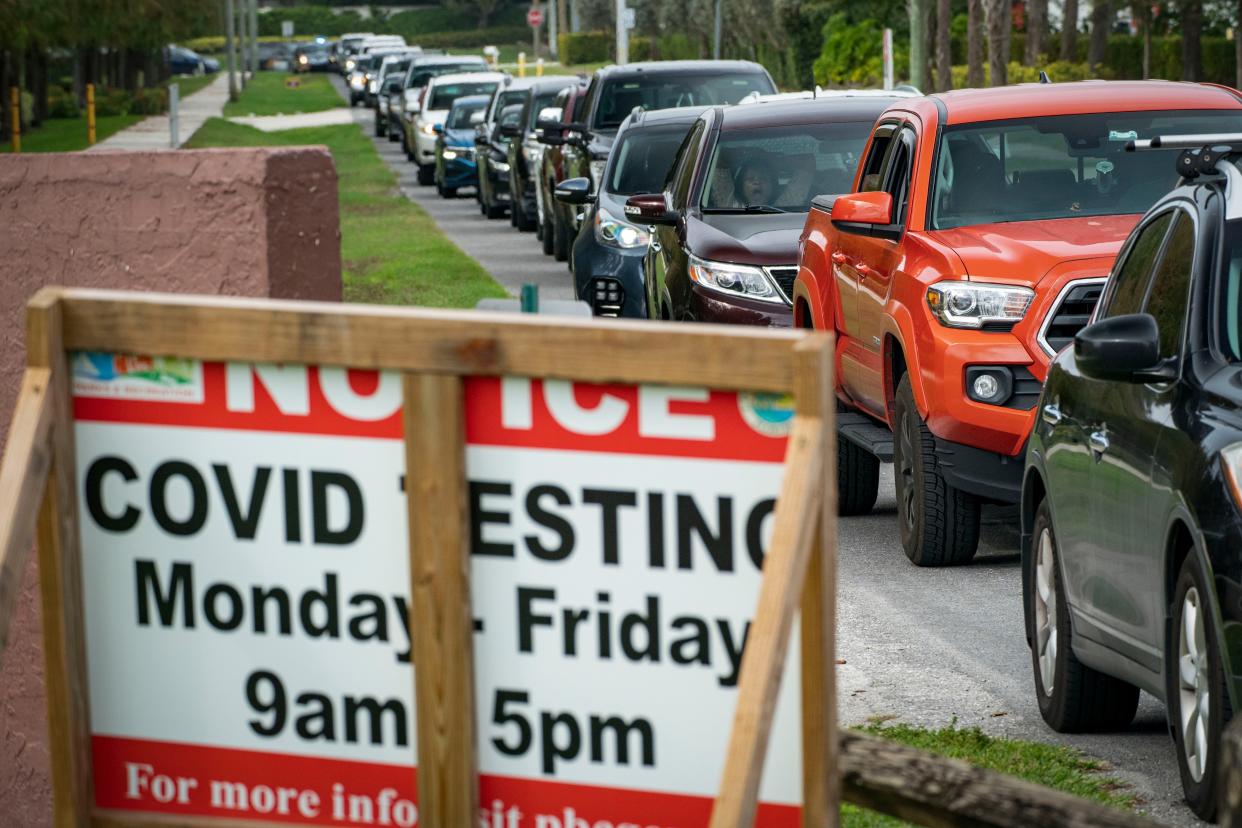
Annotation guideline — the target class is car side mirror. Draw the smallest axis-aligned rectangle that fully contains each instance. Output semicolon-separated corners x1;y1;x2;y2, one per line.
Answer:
538;133;566;146
500;123;522;138
386;79;402;95
555;177;595;205
433;123;443;134
1074;313;1170;382
624;193;678;226
564;121;591;136
830;191;893;232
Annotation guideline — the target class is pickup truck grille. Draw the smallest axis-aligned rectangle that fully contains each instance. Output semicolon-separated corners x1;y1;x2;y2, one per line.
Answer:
766;266;798;305
1039;278;1107;356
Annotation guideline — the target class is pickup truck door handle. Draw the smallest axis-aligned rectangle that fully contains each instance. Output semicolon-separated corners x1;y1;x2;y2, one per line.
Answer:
831;252;848;264
855;263;871;276
1089;429;1110;458
1041;403;1063;425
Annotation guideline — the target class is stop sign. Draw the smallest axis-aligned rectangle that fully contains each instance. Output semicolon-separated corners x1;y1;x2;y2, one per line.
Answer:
527;6;544;27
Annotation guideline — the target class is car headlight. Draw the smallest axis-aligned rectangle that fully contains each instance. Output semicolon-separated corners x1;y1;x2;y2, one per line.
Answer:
443;149;458;160
594;208;650;249
589;159;607;188
926;281;1034;329
494;160;511;173
688;255;782;303
345;59;356;71
298;55;308;64
350;77;365;90
419;122;438;136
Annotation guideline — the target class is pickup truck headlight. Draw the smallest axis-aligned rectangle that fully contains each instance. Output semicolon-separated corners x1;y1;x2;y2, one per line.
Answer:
926;282;1034;329
595;208;649;249
689;255;782;303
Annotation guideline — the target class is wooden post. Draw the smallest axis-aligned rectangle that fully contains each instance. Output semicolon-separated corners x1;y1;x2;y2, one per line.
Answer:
86;83;95;145
10;86;20;153
796;335;837;828
404;373;479;828
27;289;94;825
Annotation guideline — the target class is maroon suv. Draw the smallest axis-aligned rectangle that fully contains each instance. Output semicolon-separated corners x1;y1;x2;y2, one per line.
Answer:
628;94;908;326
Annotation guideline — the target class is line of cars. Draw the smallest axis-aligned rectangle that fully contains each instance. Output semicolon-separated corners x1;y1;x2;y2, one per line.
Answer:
385;56;1242;818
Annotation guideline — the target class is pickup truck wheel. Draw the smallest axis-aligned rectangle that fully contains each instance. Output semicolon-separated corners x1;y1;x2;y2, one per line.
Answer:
893;374;981;566
838;429;880;516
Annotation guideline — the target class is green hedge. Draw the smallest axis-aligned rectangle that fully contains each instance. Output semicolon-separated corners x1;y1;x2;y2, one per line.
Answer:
948;60;1108;87
418;25;530;49
257;8;365;37
558;31;612;65
1095;35;1235;83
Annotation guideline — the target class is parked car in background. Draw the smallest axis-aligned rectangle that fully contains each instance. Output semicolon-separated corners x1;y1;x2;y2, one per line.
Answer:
398;55;489;160
336;32;374;73
258;42;294;72
501;76;580;232
556;106;708;317
434;94;490;197
476;78;545;219
1021;134;1242;821
411;71;507;185
166;45;218;76
373;53;419;138
348;48;405;107
627;95;896;327
794;81;1242;565
560;61;777;199
367;49;419;108
537;81;590;259
293;41;332;73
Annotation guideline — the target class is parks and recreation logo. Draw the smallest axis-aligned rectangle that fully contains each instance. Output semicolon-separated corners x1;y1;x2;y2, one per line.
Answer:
737;391;795;437
72;351;204;404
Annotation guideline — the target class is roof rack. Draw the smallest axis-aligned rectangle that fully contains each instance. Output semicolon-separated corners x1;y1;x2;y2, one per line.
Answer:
1127;133;1242;218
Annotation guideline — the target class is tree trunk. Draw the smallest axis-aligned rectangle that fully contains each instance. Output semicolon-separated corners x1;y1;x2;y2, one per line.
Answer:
1025;0;1047;64
968;0;985;85
909;0;929;91
1180;0;1202;80
937;0;953;89
1;50;9;141
1087;0;1112;68
33;47;48;126
985;0;1009;85
1060;0;1079;60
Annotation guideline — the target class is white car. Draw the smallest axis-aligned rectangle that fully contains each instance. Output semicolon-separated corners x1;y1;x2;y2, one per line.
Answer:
411;71;508;185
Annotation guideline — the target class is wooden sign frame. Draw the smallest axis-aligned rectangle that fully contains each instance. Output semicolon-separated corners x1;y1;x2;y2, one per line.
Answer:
0;287;836;828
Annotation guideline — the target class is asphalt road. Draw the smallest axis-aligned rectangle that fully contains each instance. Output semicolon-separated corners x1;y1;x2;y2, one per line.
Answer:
333;76;1196;826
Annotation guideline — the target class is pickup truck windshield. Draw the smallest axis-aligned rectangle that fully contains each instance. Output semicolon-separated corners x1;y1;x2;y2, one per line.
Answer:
593;73;773;129
700;121;872;213
931;110;1242;229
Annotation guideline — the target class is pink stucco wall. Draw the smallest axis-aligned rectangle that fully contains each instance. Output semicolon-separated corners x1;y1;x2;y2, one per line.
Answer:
0;146;343;823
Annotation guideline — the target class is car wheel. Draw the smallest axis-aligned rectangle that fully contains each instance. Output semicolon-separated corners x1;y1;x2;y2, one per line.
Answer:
553;211;570;262
893;373;980;566
485;199;506;220
375;117;385;138
1029;498;1140;732
417;164;435;186
1168;554;1232;821
838;431;880;517
436;179;446;198
541;200;556;255
510;198;520;227
443;187;457;199
387;126;399;143
516;199;536;232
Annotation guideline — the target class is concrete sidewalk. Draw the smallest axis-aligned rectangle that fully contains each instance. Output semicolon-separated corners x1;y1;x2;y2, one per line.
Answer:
228;108;355;132
90;73;237;151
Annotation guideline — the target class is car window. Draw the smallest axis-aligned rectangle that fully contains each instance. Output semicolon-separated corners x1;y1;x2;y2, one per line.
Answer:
608;124;695;196
528;92;560;128
1142;211;1196;361
448;100;487;130
931;110;1242;229
593;73;773;129
668;120;707;207
858;125;896;193
699;120;871;213
882;129;915;226
1099;211;1174;319
430;82;499;111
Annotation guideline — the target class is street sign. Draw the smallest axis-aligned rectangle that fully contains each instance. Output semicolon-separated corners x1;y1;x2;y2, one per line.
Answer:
281;20;294;38
623;7;637;29
527;6;545;27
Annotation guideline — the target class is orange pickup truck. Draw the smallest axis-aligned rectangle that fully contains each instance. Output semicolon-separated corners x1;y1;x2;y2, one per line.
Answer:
793;81;1242;566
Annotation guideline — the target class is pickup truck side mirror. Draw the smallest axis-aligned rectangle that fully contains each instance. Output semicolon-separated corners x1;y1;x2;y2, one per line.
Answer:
554;177;594;205
385;78;402;95
500;123;522;139
1074;313;1171;383
624;193;678;226
830;191;893;231
538;133;567;146
564;121;591;136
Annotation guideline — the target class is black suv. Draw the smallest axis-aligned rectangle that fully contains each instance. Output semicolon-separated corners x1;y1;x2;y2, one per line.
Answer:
1021;136;1242;820
502;76;579;233
476;77;546;220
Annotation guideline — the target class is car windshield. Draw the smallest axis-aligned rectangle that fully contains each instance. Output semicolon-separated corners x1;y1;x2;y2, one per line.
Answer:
931;110;1242;229
407;63;483;89
382;59;411;78
448;101;486;130
593;72;773;129
431;81;499;110
607;124;694;196
700;120;873;213
529;92;560;128
301;43;329;56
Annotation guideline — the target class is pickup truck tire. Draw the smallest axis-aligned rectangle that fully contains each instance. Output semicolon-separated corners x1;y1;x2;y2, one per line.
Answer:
893;374;981;566
416;163;435;186
837;406;880;517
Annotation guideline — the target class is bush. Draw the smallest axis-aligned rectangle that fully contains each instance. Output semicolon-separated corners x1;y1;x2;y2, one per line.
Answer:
814;16;909;87
129;86;169;115
654;32;699;61
1097;34;1235;83
94;87;131;117
418;25;529;49
948;60;1109;87
387;5;525;37
783;1;834;88
47;89;80;119
256;8;365;37
558;31;612;65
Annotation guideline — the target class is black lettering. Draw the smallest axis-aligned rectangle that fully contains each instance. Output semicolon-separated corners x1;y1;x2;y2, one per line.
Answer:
84;456;140;532
150;461;208;536
204;583;244;630
517;586;556;652
251;585;292;635
470;480;514;557
591;716;655;767
135;559;195;628
620;595;660;662
583;488;637;565
597;591;612;659
300;572;341;638
562;607;589;656
669;617;710;666
283;468;301;543
347;593;388;642
392;596;412;664
746;498;776;569
676;494;734;572
295;692;336;741
212;464;271;540
311;471;363;545
344;696;408;747
717;619;751;688
647;491;665;568
246;670;287;737
524;485;574;561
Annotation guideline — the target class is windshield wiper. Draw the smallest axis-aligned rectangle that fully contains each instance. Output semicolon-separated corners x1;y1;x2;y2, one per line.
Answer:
702;205;787;214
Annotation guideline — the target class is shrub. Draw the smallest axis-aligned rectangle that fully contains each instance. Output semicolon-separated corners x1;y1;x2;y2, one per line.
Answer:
94;87;131;117
47;89;80;119
814;16;909;87
418;25;529;49
948;60;1108;88
783;1;834;88
129;86;169;115
558;31;612;65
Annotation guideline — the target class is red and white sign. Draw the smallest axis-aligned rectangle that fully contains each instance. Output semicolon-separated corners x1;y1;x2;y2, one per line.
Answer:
527;6;545;27
72;353;800;826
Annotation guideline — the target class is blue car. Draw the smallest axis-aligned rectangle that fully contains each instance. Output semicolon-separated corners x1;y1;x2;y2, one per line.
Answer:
166;45;218;76
434;95;489;198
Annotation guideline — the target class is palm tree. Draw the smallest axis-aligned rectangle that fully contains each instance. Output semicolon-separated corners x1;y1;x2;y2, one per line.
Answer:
1025;0;1047;64
936;0;952;89
984;0;1009;85
1060;0;1079;59
967;0;985;85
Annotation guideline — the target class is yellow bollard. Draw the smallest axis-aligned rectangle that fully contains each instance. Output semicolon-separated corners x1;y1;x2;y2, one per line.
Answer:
87;84;96;145
536;58;544;77
9;86;20;153
518;51;526;78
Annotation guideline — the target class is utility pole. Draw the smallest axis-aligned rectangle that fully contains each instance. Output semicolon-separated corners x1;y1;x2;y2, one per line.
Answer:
250;0;260;77
615;0;629;65
713;0;722;59
549;0;559;58
237;0;248;86
225;0;238;102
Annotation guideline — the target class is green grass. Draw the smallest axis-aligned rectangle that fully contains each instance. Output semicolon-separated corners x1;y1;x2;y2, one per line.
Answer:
223;72;345;117
167;73;217;99
185;118;505;308
840;722;1137;826
0;114;143;153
